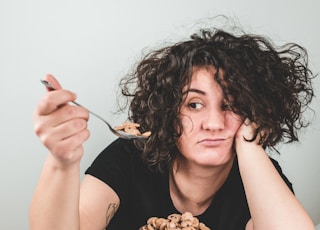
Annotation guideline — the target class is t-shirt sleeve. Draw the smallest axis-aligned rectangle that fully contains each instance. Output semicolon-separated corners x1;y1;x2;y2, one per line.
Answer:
270;157;294;193
85;139;135;202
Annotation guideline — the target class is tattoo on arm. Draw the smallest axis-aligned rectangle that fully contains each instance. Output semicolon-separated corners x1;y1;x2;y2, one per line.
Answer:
106;203;117;225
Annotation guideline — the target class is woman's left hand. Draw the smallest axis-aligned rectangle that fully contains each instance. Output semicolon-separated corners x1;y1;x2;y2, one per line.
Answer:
234;118;263;153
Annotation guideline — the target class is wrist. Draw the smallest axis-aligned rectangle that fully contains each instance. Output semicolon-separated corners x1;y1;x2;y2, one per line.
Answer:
235;137;264;155
46;153;81;172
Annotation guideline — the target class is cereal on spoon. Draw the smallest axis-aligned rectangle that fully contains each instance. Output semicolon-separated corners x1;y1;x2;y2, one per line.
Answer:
114;122;151;137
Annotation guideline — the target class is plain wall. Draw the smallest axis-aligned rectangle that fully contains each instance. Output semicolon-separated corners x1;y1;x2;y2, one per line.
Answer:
1;0;319;228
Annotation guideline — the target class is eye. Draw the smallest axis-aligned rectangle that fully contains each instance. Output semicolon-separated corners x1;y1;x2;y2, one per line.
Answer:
188;102;204;110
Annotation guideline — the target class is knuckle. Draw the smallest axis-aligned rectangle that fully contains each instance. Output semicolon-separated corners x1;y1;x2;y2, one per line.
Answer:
72;118;87;130
63;106;88;121
33;123;43;136
80;129;90;142
34;122;48;139
65;105;77;116
39;133;51;149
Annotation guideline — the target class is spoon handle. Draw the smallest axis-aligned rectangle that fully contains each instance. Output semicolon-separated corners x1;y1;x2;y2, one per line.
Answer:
40;79;107;122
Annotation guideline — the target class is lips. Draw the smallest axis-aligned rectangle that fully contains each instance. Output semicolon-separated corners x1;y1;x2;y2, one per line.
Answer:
197;138;227;147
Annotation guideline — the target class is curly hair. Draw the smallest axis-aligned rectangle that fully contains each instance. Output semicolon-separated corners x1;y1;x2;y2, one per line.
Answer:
119;28;315;173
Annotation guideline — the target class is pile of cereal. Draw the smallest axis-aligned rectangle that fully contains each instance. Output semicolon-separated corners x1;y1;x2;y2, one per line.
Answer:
114;122;151;137
139;212;210;230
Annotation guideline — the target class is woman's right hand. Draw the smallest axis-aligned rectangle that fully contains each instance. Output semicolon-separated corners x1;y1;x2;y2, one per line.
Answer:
33;74;90;168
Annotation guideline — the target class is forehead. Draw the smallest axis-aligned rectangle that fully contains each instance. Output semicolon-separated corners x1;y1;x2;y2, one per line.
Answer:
192;66;216;79
182;66;224;96
184;66;218;89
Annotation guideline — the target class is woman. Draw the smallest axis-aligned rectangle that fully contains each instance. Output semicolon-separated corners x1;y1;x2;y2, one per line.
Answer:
30;28;316;229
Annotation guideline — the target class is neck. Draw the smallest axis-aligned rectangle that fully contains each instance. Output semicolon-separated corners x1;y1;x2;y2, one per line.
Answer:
169;157;234;216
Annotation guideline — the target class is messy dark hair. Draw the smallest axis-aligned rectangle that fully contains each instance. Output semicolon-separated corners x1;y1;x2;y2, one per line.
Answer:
120;28;315;173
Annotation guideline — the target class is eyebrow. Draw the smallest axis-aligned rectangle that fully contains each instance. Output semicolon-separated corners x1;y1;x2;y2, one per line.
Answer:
182;88;206;95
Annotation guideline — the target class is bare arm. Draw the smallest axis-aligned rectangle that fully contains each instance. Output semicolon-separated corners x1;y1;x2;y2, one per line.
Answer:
235;120;314;230
80;175;120;230
30;155;82;230
30;154;120;230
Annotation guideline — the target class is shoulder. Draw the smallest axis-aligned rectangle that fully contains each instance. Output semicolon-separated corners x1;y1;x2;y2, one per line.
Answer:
85;138;146;199
86;138;144;174
91;138;141;164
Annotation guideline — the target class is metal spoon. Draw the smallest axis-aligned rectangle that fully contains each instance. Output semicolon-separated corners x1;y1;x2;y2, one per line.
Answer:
40;79;148;140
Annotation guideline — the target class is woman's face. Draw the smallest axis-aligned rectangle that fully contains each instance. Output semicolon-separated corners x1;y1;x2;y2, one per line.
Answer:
176;66;243;167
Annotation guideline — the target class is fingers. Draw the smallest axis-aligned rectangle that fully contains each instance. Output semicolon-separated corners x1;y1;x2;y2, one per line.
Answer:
33;74;90;164
236;118;270;148
36;102;88;127
234;118;258;153
236;118;258;142
41;120;90;161
34;103;89;150
34;105;89;137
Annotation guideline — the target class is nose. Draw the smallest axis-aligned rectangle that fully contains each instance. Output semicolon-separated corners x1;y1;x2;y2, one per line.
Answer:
202;108;225;131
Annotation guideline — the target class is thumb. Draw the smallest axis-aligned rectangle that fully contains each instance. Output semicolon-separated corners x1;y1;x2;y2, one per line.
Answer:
43;74;62;91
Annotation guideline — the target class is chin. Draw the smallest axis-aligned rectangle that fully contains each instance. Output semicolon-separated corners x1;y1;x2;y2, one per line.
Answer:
198;151;235;166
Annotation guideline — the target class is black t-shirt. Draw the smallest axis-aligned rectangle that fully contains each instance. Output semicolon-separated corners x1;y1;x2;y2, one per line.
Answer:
85;138;293;230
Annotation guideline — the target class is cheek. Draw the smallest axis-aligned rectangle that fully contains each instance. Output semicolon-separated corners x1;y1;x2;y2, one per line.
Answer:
180;114;195;133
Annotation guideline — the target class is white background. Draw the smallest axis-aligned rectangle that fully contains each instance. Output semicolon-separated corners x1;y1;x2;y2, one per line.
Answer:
0;0;319;228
